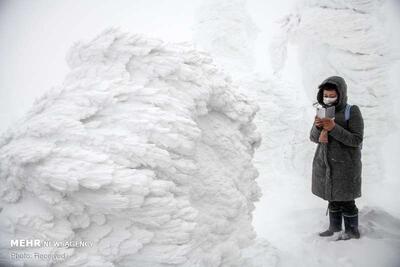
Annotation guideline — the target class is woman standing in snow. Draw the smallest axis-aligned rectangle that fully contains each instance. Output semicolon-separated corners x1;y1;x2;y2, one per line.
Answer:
310;76;364;240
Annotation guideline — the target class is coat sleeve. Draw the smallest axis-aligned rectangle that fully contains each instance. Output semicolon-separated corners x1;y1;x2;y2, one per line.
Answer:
310;122;322;144
329;105;364;147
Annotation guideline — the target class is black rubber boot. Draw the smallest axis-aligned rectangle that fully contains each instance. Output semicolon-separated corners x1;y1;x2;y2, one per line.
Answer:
319;209;342;237
337;214;360;240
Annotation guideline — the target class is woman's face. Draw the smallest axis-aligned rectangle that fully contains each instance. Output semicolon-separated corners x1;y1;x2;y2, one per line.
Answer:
323;89;337;98
323;89;338;106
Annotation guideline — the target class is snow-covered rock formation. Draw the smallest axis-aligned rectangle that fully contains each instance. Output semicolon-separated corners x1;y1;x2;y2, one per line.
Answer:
194;0;313;183
0;28;262;267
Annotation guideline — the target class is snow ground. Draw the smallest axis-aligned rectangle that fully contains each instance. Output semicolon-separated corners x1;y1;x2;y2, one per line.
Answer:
252;162;400;267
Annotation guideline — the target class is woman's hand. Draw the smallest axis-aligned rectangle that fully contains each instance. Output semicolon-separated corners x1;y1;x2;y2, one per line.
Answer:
314;116;324;128
318;129;329;143
321;118;335;131
314;116;323;128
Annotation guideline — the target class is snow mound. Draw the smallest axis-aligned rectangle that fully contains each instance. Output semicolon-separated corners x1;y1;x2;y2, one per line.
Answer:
0;27;262;267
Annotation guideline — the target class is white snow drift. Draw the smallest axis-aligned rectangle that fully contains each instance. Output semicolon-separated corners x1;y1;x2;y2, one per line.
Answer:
0;28;262;267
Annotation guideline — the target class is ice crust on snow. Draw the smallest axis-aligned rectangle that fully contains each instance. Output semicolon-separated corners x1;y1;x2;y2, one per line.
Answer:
0;28;262;267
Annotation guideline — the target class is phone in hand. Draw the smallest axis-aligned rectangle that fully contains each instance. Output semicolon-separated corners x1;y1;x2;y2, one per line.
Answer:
316;105;335;119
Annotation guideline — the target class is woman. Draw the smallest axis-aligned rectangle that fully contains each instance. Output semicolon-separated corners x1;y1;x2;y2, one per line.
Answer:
309;75;364;240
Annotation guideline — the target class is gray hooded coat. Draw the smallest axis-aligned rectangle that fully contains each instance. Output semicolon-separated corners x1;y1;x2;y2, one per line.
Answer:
310;76;364;201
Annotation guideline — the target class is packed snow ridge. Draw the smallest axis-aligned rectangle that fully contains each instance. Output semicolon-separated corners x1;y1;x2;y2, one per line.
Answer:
0;27;262;267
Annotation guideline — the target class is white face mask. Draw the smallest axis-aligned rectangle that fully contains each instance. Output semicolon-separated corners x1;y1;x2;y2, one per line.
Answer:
323;97;337;106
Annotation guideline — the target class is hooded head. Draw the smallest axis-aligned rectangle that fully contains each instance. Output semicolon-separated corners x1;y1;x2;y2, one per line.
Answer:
317;76;348;111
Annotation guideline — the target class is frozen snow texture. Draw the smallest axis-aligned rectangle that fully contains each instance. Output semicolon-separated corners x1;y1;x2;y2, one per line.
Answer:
193;0;259;74
0;27;262;267
270;0;398;182
194;0;312;180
